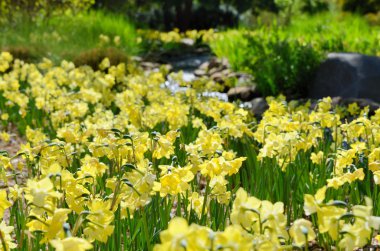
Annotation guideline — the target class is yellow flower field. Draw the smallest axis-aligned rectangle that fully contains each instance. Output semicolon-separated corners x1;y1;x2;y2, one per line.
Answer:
0;51;380;250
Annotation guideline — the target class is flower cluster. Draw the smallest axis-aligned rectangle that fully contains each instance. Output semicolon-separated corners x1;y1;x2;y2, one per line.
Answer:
0;52;380;250
156;187;380;251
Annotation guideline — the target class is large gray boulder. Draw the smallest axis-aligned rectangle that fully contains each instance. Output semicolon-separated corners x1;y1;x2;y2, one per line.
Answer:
308;53;380;102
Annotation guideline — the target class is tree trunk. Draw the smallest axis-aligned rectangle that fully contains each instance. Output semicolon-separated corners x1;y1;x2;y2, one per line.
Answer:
163;1;172;30
175;0;193;31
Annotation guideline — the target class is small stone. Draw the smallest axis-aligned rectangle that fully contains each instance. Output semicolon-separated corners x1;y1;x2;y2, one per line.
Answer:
228;85;260;102
250;97;268;116
194;69;207;77
210;72;224;83
131;56;142;62
199;61;210;71
221;58;230;68
208;58;220;70
220;69;231;76
141;61;160;69
181;38;195;46
208;66;224;76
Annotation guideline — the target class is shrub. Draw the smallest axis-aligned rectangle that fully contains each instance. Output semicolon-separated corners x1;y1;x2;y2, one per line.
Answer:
210;29;323;98
2;46;39;63
245;34;323;97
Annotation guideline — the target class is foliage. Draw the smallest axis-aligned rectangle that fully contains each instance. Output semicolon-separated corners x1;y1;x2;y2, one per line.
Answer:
339;0;380;14
210;29;323;97
301;0;329;14
96;0;279;30
210;12;380;97
137;29;215;57
0;10;138;63
0;0;94;23
73;48;129;71
1;54;380;250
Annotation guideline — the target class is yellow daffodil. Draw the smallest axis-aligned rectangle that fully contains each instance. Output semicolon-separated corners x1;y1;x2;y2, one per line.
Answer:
50;237;93;251
83;199;114;243
214;225;253;250
152;131;178;159
153;165;194;197
310;151;324;165
0;221;17;250
40;209;72;243
289;219;316;247
347;102;360;116
154;217;191;251
24;177;62;211
304;185;327;215
230;188;261;231
0;190;11;219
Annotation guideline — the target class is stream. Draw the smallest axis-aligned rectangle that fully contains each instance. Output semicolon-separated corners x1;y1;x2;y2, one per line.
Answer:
161;52;229;101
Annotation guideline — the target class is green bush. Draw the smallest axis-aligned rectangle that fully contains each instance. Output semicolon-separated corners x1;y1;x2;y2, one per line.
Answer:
73;47;128;70
210;29;323;97
246;34;323;97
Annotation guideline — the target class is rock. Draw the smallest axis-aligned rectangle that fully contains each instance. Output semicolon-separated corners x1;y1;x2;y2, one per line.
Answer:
131;56;142;62
140;61;161;70
210;72;224;83
208;66;225;76
199;61;209;71
220;58;230;68
180;38;195;46
249;97;268;116
331;96;342;107
296;97;380;115
228;85;260;102
336;97;380;115
342;98;379;108
169;54;211;71
194;69;207;77
162;64;173;73
227;72;238;78
237;73;254;86
190;56;255;89
208;57;220;70
220;69;231;76
309;53;380;102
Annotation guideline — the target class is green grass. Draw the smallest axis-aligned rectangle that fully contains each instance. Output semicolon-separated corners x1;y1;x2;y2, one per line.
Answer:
0;10;138;63
286;12;380;54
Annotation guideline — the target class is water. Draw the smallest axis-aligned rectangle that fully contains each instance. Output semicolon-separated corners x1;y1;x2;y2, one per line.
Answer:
162;70;228;102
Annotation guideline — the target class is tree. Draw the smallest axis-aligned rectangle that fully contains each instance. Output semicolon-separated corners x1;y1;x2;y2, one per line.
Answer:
0;0;94;23
301;0;329;14
163;0;193;31
339;0;380;14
